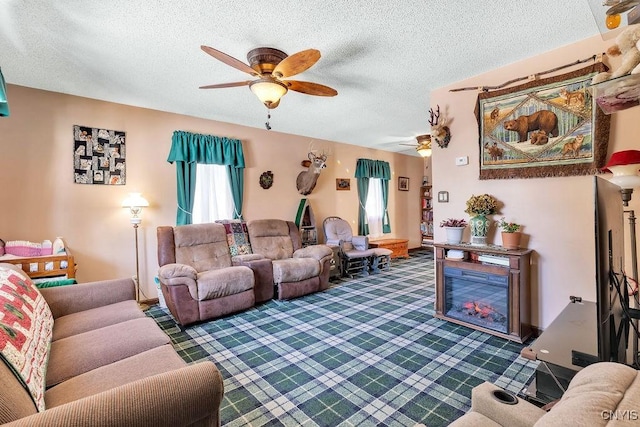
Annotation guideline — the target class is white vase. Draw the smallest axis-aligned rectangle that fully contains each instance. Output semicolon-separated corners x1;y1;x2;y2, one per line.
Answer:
445;227;465;244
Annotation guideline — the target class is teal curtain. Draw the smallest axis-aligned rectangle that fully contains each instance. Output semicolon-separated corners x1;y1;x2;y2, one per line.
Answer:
355;159;392;235
226;165;243;219
357;176;370;235
0;68;9;117
355;159;391;180
167;130;245;225
174;162;196;225
381;179;391;233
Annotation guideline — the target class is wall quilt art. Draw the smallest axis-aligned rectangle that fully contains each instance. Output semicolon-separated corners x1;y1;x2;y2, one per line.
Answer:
476;63;610;180
73;125;126;185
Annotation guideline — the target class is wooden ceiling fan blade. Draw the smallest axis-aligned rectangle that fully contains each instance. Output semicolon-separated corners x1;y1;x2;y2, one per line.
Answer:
284;80;338;96
201;45;259;76
273;49;321;78
199;81;252;89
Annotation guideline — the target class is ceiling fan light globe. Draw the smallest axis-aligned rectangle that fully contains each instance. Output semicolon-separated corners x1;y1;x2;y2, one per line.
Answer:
417;145;432;157
415;134;432;157
250;79;288;108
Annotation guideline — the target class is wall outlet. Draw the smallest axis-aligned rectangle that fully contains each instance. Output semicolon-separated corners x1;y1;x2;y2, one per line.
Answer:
455;156;469;166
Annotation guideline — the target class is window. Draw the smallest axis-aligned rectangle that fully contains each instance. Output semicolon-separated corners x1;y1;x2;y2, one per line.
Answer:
192;164;234;223
365;178;383;238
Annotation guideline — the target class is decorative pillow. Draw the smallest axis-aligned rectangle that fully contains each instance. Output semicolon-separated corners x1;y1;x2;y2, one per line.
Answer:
215;220;253;256
0;266;53;412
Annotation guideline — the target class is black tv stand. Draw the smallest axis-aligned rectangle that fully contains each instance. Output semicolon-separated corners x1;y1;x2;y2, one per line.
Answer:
571;349;599;368
521;301;598;404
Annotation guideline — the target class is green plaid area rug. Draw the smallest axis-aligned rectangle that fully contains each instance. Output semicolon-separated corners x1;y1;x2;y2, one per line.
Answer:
146;249;537;426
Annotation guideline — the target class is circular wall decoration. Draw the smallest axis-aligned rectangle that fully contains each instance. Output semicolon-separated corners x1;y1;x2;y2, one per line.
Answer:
259;171;274;189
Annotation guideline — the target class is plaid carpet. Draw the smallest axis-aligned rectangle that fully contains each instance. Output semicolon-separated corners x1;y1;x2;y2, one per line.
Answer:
147;249;537;426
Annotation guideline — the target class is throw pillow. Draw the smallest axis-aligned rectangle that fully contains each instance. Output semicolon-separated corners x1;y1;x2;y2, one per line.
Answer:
0;266;53;412
215;220;253;256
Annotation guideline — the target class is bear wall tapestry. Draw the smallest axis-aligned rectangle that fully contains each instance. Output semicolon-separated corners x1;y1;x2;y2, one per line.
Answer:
73;125;126;184
476;63;610;180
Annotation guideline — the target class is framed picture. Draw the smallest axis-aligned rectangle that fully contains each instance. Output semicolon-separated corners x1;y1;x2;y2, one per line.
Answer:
336;178;350;191
73;125;126;185
476;63;610;180
398;176;409;191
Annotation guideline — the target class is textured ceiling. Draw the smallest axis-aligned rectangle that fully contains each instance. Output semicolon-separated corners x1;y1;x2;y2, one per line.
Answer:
0;1;604;155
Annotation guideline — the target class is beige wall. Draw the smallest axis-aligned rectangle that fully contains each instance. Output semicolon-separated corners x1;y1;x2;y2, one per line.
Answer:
2;33;638;330
431;34;640;328
0;85;424;301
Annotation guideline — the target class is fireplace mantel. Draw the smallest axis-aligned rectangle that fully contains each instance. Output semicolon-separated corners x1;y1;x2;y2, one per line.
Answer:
434;243;533;343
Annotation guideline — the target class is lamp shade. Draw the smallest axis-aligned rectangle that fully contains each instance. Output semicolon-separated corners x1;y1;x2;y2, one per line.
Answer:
0;67;9;117
249;79;288;108
122;192;149;208
416;134;432;157
417;146;432;157
602;150;640;173
607;165;640;189
603;150;640;190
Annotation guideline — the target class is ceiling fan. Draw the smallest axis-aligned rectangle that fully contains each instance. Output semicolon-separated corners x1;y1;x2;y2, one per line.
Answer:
199;45;338;109
397;134;432;157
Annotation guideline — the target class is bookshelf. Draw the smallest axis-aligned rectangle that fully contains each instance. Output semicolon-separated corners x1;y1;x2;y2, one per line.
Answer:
420;185;433;246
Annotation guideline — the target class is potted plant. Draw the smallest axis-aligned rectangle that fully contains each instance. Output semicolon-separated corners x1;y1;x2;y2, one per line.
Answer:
465;194;500;245
440;218;467;244
498;217;522;250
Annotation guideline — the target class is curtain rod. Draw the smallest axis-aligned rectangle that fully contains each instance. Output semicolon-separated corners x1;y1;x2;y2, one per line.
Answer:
449;54;604;93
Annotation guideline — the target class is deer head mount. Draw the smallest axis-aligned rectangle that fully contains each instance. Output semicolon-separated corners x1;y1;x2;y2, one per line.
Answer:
428;105;452;149
296;142;329;195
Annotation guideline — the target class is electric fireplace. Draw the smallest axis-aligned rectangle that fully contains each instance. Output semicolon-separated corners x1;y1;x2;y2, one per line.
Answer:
434;243;533;343
443;266;509;334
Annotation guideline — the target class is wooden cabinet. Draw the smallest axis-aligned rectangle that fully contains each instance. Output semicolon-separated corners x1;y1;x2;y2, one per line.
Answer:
433;243;533;343
420;185;433;246
369;238;409;259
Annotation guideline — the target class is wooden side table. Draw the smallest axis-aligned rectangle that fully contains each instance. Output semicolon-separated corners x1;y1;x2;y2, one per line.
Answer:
369;238;409;259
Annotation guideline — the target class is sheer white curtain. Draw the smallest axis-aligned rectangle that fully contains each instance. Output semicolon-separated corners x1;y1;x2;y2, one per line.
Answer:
365;178;383;238
192;164;234;223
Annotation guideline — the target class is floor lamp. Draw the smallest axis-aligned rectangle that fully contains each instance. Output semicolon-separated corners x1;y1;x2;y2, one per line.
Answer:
604;150;640;366
122;192;150;310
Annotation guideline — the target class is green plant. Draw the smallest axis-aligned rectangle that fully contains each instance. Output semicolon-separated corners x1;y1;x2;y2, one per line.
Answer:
465;194;499;216
440;218;468;228
498;217;521;233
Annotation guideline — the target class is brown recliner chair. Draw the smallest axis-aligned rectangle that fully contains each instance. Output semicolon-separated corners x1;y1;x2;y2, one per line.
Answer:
157;223;256;326
246;219;333;300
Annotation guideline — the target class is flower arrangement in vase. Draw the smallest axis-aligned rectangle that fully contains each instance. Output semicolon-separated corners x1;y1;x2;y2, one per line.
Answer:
440;218;467;244
464;194;500;245
498;217;522;250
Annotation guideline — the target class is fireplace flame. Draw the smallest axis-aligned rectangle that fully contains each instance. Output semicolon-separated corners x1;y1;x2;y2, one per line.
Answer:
460;301;505;322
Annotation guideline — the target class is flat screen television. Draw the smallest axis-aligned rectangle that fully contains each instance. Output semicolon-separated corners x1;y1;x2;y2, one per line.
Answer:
594;176;628;364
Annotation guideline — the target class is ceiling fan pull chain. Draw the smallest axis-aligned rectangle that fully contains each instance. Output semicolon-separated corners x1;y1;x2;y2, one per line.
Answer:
265;109;272;130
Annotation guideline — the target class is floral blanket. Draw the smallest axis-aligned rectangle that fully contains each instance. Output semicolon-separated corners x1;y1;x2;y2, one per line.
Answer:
0;266;53;412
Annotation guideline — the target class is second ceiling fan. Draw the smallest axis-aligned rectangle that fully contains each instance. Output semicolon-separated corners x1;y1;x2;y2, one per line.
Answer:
200;45;338;109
